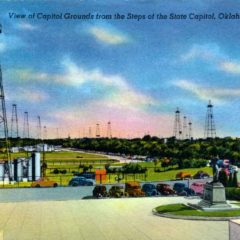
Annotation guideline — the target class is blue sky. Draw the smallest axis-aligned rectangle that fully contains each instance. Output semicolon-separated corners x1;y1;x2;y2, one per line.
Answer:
0;0;240;138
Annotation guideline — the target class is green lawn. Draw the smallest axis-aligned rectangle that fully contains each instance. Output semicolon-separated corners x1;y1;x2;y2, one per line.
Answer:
155;204;240;217
2;151;108;160
145;166;212;181
0;150;214;186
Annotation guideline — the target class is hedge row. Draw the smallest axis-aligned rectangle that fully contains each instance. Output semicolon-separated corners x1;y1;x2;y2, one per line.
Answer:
225;187;240;200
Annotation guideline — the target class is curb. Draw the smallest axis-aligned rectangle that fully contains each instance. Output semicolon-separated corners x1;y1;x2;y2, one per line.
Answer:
152;208;240;221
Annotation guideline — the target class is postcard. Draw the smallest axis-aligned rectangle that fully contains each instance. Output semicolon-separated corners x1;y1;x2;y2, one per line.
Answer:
0;1;239;240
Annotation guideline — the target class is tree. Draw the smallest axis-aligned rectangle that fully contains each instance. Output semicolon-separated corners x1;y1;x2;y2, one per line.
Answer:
153;158;159;170
233;171;238;187
228;172;233;187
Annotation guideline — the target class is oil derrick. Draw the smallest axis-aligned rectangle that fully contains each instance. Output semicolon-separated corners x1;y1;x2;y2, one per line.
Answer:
10;104;19;138
56;128;59;139
107;121;112;138
23;111;30;138
188;121;192;140
204;100;216;138
43;126;47;139
0;65;12;179
88;127;92;138
96;123;100;138
182;116;188;139
37;116;41;140
173;108;182;139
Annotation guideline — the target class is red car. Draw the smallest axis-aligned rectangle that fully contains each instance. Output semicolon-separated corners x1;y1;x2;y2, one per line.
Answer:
156;183;176;195
190;182;204;195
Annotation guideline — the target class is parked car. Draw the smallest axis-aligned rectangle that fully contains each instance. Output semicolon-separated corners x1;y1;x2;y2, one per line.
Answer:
156;183;176;196
68;177;95;186
173;182;195;196
31;177;58;188
141;183;159;196
176;172;192;179
190;182;204;195
108;185;125;198
193;171;210;179
73;172;96;180
93;185;108;198
125;181;145;197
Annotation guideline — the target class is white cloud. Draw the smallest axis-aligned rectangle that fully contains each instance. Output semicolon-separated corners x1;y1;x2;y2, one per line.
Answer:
181;43;222;61
181;43;240;75
88;26;129;45
173;79;240;103
219;61;240;74
11;58;157;111
6;88;49;103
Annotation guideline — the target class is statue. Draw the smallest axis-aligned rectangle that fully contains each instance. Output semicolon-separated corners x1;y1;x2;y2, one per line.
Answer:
211;157;220;182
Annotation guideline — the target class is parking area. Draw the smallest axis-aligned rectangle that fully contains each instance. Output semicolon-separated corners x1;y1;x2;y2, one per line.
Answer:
0;197;228;240
0;179;210;202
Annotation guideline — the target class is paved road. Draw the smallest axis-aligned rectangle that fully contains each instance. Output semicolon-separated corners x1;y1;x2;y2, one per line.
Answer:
68;148;142;163
0;178;211;202
0;197;228;240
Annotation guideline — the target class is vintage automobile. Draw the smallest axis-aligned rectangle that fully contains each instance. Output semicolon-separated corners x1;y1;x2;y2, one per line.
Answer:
108;185;125;198
68;177;95;186
175;172;192;180
156;183;176;196
31;177;58;188
73;172;96;180
190;182;204;195
141;183;159;196
193;171;210;179
93;185;108;198
125;181;145;197
173;182;195;196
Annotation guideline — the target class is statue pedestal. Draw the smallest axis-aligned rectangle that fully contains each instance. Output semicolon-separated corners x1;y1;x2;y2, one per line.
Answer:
189;181;239;211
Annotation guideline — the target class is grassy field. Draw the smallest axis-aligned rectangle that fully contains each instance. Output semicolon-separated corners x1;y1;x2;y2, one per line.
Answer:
0;150;213;187
155;204;240;217
0;151;108;160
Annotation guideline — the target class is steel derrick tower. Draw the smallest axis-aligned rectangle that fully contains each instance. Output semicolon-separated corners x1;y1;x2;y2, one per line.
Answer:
10;104;19;138
173;108;182;139
204;100;216;138
0;66;12;179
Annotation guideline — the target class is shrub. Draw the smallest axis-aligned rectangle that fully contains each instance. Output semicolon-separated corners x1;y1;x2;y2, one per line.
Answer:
226;187;240;200
233;171;238;188
53;168;59;174
60;169;67;174
182;159;192;168
228;173;233;187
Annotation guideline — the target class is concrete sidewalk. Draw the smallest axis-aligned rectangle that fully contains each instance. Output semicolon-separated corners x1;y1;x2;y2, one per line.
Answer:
0;197;228;240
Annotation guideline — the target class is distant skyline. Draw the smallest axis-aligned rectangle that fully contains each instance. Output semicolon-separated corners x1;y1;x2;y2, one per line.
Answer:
1;1;240;139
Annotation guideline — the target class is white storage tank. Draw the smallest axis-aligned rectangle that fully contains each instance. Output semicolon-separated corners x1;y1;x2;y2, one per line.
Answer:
28;157;32;181
0;163;4;181
34;152;41;180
